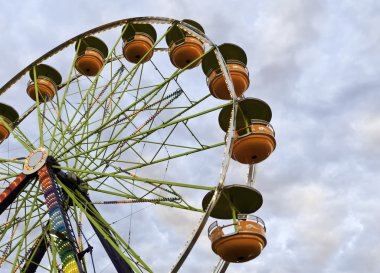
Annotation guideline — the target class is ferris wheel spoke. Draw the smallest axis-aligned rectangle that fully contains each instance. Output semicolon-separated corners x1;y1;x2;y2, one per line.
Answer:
0;184;46;271
91;193;201;212
111;176;175;200
0;173;20;181
50;32;138;156
100;64;128;120
54;71;163;159
46;98;73;153
85;64;158;167
87;135;202;165
106;92;216;155
30;66;48;148
129;141;223;171
68;136;222;183
85;134;223;179
55;98;224;166
0;160;24;177
54;40;198;160
149;60;194;105
85;175;201;212
50;66;137;156
71;106;138;173
0;158;24;165
54;165;215;195
76;82;176;172
41;107;71;150
73;67;128;144
11;127;36;152
48;40;83;153
54;168;211;213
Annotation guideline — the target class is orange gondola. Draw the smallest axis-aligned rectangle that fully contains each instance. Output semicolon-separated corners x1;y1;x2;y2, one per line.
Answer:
202;43;250;100
208;214;266;263
122;23;157;64
219;98;276;164
75;36;108;76
0;103;19;141
26;64;62;102
232;120;276;164
203;185;266;262
166;19;205;69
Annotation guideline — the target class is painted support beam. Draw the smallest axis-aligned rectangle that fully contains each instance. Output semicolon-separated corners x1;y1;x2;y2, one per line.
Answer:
38;165;84;273
55;169;134;273
0;173;33;215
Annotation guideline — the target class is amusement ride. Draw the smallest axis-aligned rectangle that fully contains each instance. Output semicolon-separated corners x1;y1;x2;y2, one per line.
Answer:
0;17;276;272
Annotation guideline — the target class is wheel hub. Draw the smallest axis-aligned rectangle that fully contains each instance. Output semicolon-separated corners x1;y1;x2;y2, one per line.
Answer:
23;147;49;175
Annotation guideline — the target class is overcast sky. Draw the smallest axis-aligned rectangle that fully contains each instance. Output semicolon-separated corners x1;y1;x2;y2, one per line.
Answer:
1;0;380;273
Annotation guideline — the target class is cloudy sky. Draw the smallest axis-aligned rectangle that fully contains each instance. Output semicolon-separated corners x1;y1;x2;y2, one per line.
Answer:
1;0;380;273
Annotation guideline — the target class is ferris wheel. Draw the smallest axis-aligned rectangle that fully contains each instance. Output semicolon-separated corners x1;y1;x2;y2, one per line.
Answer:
0;17;276;273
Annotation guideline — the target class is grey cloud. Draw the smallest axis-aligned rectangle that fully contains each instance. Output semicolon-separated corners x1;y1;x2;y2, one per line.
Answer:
1;1;380;273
